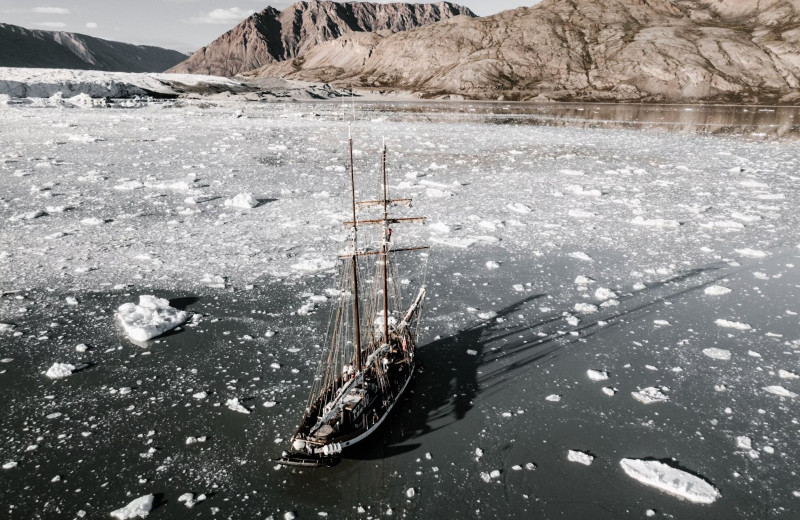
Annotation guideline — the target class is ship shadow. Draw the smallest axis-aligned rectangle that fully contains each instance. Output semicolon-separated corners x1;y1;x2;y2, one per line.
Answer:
352;259;740;461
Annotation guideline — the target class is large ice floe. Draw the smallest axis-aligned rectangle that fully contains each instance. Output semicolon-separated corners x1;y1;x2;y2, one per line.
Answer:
619;459;721;504
116;295;188;342
110;494;154;519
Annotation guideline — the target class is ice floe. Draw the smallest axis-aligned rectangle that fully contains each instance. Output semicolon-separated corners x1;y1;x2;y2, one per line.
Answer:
224;193;258;209
567;450;594;466
702;348;731;361
587;369;609;381
116;295;189;342
619;459;720;504
763;385;797;398
632;387;670;404
45;363;76;379
715;319;751;331
110;494;154;519
704;285;731;296
226;397;251;414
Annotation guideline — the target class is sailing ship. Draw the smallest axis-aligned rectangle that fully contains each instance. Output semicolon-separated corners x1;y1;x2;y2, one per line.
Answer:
277;129;428;467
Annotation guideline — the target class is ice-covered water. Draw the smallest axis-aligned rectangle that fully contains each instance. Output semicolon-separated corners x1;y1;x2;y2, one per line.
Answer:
1;98;800;518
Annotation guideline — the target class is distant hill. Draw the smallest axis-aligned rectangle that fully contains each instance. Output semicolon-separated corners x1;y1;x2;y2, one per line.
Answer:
0;23;188;73
246;0;800;104
167;0;475;77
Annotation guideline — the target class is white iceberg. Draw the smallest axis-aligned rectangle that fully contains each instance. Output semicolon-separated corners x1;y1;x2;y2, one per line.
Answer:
116;295;188;342
45;363;76;379
224;192;258;209
619;459;721;504
110;494;154;519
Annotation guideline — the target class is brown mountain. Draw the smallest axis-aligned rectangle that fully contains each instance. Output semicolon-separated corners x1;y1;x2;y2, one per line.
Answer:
246;0;800;103
0;23;187;73
167;1;475;77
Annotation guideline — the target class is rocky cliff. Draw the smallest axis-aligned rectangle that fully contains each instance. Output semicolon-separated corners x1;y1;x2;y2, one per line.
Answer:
167;1;475;77
0;23;188;73
247;0;800;104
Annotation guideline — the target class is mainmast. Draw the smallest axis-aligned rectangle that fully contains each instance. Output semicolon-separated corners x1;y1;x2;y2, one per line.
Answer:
349;125;362;371
381;138;390;346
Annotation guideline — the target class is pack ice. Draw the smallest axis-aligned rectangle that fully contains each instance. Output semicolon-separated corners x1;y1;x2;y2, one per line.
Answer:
116;295;188;342
110;494;154;519
619;458;721;504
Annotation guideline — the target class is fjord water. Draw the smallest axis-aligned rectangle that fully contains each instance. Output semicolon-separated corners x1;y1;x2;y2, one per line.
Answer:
1;100;799;519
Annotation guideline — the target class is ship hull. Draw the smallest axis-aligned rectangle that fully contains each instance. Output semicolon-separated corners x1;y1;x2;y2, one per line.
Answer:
277;363;414;467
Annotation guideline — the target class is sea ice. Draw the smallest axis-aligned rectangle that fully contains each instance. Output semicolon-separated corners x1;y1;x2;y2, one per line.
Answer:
735;248;769;259
632;387;670;404
702;348;731;361
594;287;617;300
778;369;799;379
506;202;532;214
224;192;258;209
619;459;721;504
569;252;593;262
567;450;594;465
110;494;154;519
763;385;798;398
587;369;609;381
715;319;752;331
226;398;251;414
602;387;617;396
117;295;188;342
45;363;75;379
631;216;680;228
704;285;731;296
574;303;598;314
545;394;562;402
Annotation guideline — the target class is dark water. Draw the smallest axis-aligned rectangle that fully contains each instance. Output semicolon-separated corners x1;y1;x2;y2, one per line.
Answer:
339;100;800;140
2;243;799;519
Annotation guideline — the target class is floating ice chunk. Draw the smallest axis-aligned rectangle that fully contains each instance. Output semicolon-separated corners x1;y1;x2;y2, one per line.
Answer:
291;257;336;272
736;436;752;450
185;436;207;445
779;369;799;379
466;349;478;356
512;284;525;292
632;282;646;291
587;369;609;381
477;311;497;320
46;363;76;379
429;222;451;234
485;261;500;270
763;385;797;398
0;324;16;334
567;450;594;466
619;459;720;504
263;400;277;407
703;348;731;361
602;387;618;396
715;319;751;331
569;252;593;262
594;287;617;301
489;469;501;478
66;296;79;306
224;193;258;209
545;394;562;402
406;487;416;498
117;295;188;342
110;494;154;519
632;387;670;404
201;273;227;288
631;216;680;228
506;202;532;214
735;248;768;259
653;320;670;326
226;398;251;414
3;461;17;469
480;472;491;483
704;285;731;296
178;492;205;508
80;217;104;226
575;275;595;286
574;303;598;314
193;391;208;399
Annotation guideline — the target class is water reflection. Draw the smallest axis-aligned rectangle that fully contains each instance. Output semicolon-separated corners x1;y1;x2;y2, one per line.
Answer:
347;101;800;139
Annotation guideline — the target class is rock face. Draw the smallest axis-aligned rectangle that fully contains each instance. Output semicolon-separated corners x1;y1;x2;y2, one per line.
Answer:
248;0;800;103
0;23;188;73
168;1;476;77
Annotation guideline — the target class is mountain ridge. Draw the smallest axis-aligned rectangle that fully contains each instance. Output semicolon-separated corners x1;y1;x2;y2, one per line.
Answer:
245;0;800;103
167;1;476;77
0;23;188;73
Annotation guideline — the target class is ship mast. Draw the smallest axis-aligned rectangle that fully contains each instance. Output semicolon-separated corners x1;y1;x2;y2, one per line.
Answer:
381;138;390;346
348;125;362;371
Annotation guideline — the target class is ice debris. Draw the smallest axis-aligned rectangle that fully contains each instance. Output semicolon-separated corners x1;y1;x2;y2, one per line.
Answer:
224;192;258;209
632;387;670;404
763;385;798;398
619;459;720;504
567;450;594;466
715;319;751;331
226;398;251;414
704;285;731;296
110;494;154;519
116;295;188;342
45;363;76;379
702;348;731;361
587;369;609;381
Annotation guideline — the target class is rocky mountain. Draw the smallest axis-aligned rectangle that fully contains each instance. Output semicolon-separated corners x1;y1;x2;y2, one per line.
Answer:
0;23;188;73
167;1;475;77
247;0;800;104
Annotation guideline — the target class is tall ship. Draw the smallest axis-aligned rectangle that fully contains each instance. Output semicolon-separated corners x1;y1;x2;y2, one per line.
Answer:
277;129;428;467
